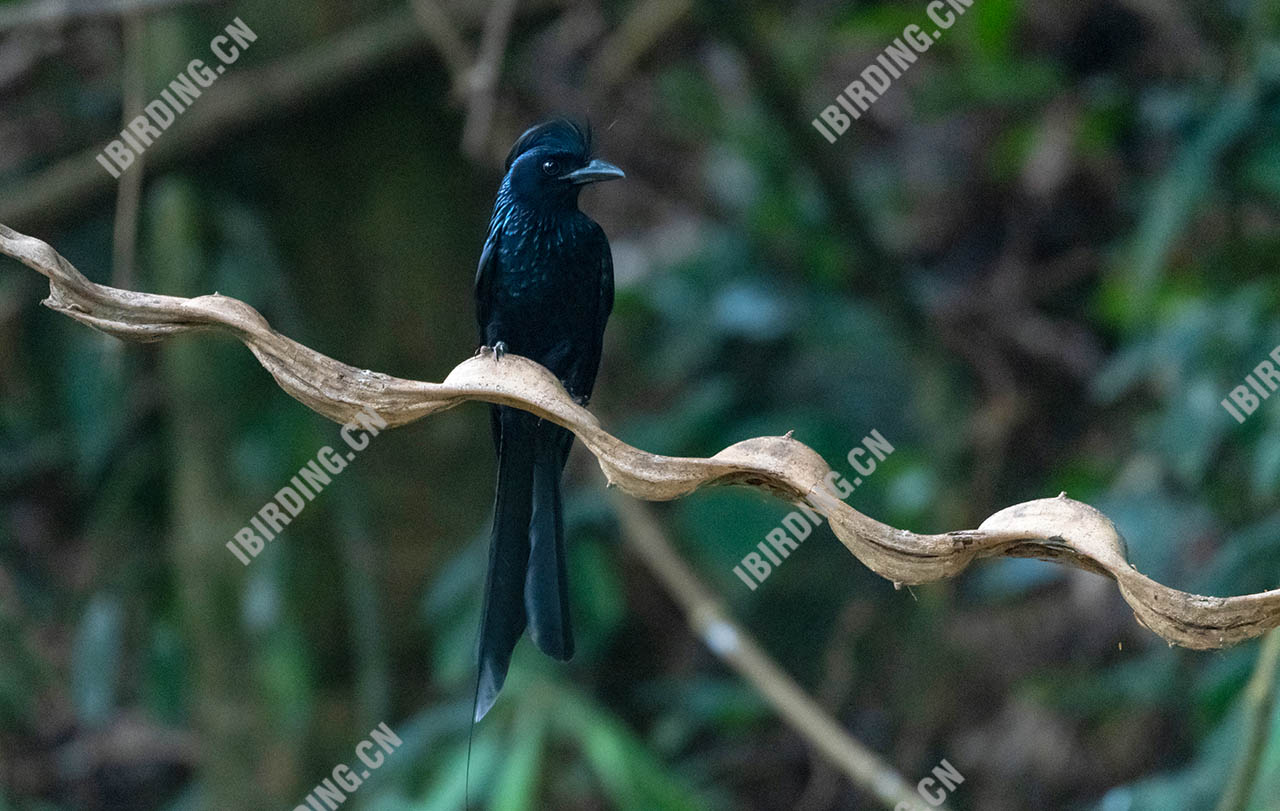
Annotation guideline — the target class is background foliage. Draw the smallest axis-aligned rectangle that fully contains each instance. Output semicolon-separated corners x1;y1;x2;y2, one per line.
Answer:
2;0;1280;808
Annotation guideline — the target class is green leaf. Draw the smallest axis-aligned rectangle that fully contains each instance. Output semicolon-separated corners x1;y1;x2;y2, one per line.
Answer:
71;593;124;728
413;733;500;811
490;705;549;811
553;686;707;811
1113;81;1259;325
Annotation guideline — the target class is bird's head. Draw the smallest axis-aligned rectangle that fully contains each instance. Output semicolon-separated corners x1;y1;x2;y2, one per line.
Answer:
501;119;625;211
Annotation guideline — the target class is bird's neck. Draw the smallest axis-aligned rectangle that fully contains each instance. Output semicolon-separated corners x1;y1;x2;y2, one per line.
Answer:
495;181;583;221
493;194;584;232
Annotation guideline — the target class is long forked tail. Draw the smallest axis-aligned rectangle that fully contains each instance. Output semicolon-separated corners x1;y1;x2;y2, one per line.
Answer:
526;422;574;660
475;407;533;722
474;408;574;723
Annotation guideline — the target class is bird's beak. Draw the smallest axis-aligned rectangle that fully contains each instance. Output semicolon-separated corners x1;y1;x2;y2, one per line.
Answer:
564;159;626;185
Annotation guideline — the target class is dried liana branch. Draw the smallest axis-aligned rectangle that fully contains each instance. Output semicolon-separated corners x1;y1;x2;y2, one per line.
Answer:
4;222;1279;650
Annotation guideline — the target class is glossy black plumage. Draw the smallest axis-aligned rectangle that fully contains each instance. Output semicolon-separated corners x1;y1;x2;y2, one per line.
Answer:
473;120;622;721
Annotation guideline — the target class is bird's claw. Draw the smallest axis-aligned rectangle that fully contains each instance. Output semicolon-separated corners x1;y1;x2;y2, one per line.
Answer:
492;341;507;361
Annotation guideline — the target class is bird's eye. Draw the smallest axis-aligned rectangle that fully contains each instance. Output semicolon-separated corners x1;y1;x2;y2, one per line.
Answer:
541;159;560;176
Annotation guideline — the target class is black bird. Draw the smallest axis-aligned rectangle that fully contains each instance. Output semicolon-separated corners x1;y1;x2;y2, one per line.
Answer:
472;120;624;721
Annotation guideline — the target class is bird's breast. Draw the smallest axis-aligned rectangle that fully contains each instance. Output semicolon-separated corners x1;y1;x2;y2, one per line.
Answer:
495;219;602;300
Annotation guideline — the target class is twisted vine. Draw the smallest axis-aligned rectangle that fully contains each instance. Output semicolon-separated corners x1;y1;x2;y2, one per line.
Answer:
4;222;1279;650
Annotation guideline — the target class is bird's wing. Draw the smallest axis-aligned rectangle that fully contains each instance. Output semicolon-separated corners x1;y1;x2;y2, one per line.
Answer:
574;227;614;403
598;231;615;339
474;222;501;337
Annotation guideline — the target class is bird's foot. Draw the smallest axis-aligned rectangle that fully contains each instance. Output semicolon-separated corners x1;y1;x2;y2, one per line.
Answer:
572;393;590;407
492;341;507;361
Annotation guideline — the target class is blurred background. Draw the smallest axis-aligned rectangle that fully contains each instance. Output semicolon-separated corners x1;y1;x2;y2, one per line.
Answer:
2;0;1280;808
